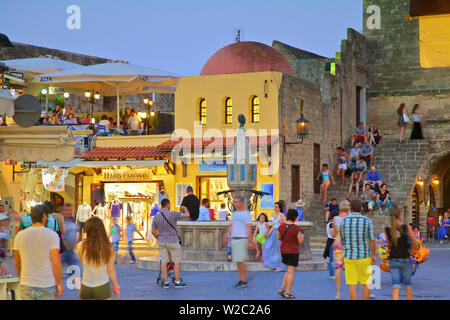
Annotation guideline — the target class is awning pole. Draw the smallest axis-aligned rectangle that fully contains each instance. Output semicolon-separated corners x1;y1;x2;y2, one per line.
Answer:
116;87;120;132
45;85;49;112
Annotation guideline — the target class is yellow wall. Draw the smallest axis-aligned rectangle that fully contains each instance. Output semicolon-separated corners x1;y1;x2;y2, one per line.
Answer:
95;134;172;148
174;71;283;135
0;162;22;211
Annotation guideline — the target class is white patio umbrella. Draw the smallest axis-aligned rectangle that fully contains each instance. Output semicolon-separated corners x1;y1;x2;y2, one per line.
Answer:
0;57;83;110
35;61;180;131
0;57;82;74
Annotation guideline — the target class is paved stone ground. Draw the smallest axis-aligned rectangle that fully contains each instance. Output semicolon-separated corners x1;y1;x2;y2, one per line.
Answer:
3;246;450;300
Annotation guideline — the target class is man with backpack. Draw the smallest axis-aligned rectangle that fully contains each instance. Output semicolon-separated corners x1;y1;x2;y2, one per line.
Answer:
151;198;190;289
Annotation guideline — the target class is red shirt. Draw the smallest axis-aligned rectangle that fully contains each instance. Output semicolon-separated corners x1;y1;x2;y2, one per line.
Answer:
278;223;301;254
209;209;216;221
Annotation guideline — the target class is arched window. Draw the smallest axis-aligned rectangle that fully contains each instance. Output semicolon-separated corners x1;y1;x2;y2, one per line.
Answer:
251;96;260;123
225;97;232;124
199;98;207;125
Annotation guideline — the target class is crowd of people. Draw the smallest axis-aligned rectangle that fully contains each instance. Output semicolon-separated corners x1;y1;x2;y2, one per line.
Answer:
38;105;146;135
318;121;393;217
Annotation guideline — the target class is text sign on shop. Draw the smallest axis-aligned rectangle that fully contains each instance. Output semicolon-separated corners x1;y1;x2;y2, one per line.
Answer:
102;169;151;181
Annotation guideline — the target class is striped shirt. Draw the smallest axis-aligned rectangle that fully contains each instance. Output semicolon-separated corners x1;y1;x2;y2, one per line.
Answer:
339;212;375;260
151;209;183;243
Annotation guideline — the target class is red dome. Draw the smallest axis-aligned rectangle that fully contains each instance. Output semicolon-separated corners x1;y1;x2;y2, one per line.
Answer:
200;41;296;76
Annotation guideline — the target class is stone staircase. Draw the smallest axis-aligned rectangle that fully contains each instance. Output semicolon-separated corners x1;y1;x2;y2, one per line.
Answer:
306;139;429;252
373;139;429;209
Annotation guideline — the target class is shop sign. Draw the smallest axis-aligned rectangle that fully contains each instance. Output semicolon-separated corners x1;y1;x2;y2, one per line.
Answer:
198;161;227;173
259;183;274;209
102;169;151;182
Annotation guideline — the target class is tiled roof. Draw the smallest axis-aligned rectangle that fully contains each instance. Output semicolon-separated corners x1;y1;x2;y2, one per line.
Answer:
82;146;171;160
157;135;278;150
82;135;278;160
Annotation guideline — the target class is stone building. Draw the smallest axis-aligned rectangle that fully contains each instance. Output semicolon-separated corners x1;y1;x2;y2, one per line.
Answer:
274;0;450;236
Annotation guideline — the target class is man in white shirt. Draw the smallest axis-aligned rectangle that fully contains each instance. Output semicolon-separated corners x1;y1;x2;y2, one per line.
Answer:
127;109;141;131
14;204;63;300
198;198;211;221
229;197;254;288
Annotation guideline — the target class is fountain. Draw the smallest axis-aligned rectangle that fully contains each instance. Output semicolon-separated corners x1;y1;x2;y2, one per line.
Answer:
138;114;322;271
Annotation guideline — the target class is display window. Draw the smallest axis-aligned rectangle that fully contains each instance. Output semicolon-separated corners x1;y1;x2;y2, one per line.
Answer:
198;176;228;219
103;182;159;241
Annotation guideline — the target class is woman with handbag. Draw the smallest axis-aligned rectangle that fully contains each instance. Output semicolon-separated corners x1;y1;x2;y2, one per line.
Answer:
277;209;303;299
385;207;418;300
396;103;409;143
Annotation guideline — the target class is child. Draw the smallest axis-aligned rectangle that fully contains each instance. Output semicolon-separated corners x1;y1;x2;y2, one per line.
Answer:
252;213;269;262
126;216;144;264
316;164;336;203
110;218;122;264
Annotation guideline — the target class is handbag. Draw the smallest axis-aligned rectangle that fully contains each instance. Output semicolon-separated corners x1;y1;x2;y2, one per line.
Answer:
160;211;182;245
403;113;410;122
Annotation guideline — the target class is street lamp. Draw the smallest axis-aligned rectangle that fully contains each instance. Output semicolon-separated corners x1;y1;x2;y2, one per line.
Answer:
284;98;310;146
84;90;100;120
143;96;154;135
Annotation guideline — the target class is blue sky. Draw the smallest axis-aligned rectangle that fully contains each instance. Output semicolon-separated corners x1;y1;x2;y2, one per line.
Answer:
1;0;362;76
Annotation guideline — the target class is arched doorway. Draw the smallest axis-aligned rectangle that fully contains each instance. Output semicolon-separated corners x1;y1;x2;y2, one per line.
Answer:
444;170;450;211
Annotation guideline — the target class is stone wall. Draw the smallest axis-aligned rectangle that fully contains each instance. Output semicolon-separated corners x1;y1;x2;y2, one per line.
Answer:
277;74;325;208
363;0;450;141
0;42;108;66
363;0;450;94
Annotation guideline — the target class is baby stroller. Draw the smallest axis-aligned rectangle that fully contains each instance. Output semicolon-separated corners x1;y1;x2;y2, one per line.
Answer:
156;260;176;286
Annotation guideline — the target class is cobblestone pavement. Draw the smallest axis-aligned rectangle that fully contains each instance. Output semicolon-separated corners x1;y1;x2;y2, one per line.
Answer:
4;246;450;300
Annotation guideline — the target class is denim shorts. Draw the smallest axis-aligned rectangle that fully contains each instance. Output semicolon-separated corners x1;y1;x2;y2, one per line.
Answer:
389;258;412;289
20;285;56;300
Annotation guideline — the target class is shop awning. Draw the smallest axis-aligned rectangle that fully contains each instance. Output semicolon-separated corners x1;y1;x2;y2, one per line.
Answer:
0;126;76;162
0;88;14;117
157;135;279;149
78;160;166;167
82;146;171;160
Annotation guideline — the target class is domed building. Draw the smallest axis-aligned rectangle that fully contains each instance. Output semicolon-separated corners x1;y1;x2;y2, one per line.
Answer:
200;41;296;76
173;40;332;216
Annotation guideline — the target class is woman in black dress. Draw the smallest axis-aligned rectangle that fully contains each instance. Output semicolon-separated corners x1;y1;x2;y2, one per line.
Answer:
410;104;424;140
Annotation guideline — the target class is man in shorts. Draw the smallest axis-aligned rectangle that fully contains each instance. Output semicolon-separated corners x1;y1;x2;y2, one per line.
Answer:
152;198;190;289
351;122;367;146
229;197;254;288
339;200;377;300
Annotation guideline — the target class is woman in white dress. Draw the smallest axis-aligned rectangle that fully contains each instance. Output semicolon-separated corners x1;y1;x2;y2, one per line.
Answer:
263;202;286;272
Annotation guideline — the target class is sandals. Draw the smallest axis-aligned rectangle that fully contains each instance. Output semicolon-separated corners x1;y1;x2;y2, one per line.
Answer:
278;290;284;297
282;292;296;299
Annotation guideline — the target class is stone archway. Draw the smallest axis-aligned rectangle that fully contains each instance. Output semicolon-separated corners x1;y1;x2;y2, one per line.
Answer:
429;152;450;215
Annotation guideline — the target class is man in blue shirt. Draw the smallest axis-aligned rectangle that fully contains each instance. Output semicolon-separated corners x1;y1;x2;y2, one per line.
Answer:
295;199;305;221
359;140;374;166
365;166;382;190
198;198;211;221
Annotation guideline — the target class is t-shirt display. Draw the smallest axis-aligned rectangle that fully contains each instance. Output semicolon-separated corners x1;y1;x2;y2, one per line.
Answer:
109;200;122;218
